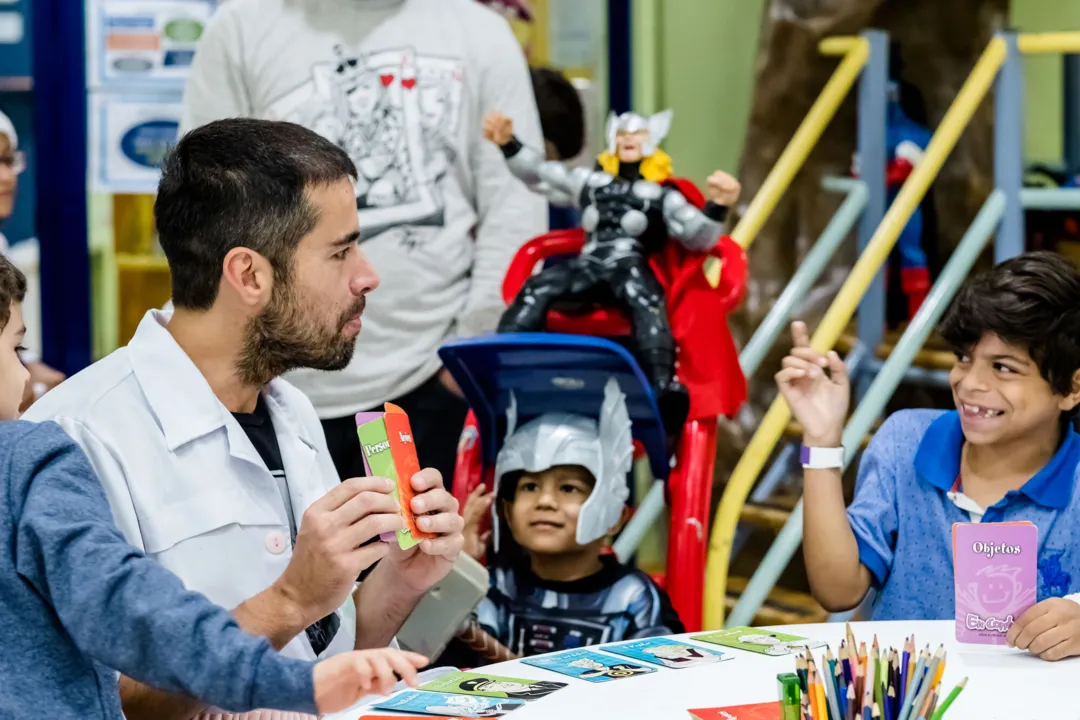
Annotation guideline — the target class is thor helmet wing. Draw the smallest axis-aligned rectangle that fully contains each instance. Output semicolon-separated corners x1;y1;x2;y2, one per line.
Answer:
642;109;673;156
576;377;633;544
605;110;620;155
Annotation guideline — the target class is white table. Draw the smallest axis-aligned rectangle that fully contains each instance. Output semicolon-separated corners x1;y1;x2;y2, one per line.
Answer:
333;621;1079;720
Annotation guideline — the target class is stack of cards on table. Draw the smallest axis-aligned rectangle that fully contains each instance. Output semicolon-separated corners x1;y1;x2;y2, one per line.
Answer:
690;626;825;656
601;637;728;669
952;521;1037;644
371;672;566;717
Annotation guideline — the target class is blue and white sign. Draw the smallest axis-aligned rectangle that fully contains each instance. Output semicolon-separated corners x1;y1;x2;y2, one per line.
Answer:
89;91;181;192
86;0;217;90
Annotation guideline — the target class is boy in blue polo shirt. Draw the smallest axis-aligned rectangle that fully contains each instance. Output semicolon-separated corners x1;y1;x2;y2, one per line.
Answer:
778;251;1080;661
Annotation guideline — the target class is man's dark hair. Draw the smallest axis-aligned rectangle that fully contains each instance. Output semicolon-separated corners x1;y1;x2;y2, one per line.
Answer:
155;118;357;310
939;251;1080;396
530;67;585;160
0;254;26;331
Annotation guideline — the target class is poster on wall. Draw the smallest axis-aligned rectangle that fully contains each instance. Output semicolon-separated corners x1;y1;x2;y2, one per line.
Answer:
89;92;181;193
86;0;218;89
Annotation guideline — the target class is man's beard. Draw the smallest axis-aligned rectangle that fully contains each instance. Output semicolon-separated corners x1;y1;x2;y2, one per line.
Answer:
236;282;365;387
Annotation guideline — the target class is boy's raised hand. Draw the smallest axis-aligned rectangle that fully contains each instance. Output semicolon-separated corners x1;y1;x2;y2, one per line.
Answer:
314;648;428;713
774;321;850;447
1006;597;1080;661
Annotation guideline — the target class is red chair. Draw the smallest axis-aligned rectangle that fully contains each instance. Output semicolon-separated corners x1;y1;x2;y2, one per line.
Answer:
451;179;748;632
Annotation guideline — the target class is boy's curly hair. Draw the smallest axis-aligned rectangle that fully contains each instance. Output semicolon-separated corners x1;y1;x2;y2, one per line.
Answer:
0;254;26;331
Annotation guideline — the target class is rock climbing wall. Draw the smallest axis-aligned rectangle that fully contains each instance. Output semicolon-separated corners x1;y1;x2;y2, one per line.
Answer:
718;0;1010;470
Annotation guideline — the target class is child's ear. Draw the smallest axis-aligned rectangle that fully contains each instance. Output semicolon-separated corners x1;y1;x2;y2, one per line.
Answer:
1060;369;1080;413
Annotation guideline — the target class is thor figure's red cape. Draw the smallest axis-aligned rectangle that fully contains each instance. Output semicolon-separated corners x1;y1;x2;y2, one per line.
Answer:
655;177;747;421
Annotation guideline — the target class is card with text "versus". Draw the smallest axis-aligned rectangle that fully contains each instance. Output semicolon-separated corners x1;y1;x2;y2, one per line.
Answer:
356;403;437;550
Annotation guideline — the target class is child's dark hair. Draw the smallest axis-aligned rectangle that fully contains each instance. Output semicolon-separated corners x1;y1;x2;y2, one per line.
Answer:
939;251;1080;397
530;67;585;160
0;254;26;331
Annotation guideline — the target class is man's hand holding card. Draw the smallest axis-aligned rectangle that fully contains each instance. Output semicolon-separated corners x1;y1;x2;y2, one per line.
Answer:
357;404;465;596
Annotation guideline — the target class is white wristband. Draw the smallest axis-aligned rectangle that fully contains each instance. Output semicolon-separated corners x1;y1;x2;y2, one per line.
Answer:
801;445;844;469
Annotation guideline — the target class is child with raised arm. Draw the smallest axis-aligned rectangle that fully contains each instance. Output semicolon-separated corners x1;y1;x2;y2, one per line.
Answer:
0;254;428;717
777;251;1080;661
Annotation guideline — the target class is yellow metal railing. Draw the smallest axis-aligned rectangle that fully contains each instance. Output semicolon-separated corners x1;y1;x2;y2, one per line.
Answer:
1017;33;1080;54
703;37;868;287
729;37;869;250
702;35;1009;629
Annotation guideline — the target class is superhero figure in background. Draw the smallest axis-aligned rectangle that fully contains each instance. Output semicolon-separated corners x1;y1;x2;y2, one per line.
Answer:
884;79;933;320
482;108;741;432
854;49;935;322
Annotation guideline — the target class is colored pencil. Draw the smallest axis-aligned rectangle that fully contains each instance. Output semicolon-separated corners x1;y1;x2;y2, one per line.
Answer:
817;672;831;720
884;686;896;720
846;683;856;720
810;667;822;720
928;677;967;720
863;645;876;719
925;689;939;719
907;665;935;720
897;659;926;720
932;650;946;689
899;638;912;709
841;643;854;686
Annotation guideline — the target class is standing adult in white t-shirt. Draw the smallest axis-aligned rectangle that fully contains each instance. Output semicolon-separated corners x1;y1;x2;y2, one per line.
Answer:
0;109;65;410
181;0;547;487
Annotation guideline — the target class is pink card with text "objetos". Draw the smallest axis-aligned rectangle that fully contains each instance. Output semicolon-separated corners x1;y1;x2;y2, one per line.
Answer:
953;521;1038;644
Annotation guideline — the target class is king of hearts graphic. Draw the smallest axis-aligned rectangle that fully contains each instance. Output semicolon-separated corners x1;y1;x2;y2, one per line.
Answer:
266;46;464;241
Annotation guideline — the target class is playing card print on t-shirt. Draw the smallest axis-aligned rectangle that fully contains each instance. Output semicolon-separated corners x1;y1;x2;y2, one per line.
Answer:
265;45;465;241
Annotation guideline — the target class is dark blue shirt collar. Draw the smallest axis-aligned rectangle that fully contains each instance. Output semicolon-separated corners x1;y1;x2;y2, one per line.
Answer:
913;410;1080;509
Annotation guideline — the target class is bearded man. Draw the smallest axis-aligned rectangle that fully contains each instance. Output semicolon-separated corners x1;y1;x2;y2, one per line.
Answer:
24;118;465;720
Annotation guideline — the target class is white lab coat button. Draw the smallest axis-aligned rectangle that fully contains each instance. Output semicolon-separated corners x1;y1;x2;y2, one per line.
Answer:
265;531;288;555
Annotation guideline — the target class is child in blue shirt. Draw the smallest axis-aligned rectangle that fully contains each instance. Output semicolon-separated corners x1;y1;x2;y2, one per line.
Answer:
778;251;1080;661
0;256;428;716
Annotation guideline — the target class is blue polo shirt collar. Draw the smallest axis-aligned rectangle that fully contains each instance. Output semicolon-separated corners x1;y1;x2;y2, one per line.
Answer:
913;411;1080;510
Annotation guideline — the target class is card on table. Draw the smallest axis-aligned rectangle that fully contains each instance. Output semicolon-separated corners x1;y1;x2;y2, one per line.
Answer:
689;703;780;720
419;671;567;700
522;648;657;682
371;690;525;718
953;520;1038;644
356;403;436;550
601;637;726;669
691;626;826;656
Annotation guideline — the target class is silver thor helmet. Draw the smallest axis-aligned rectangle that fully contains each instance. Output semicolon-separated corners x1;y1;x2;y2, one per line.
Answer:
492;377;635;549
605;109;673;157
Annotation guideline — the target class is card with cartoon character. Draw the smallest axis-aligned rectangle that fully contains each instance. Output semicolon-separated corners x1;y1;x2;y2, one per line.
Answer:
419;671;566;700
522;648;657;683
953;521;1038;644
601;637;727;669
371;690;524;717
691;626;826;656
